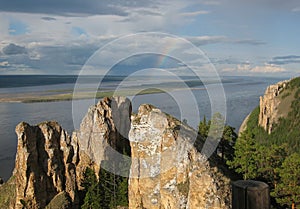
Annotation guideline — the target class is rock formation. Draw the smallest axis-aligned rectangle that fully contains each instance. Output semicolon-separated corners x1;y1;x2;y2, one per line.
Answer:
128;104;231;209
3;97;232;209
259;80;289;134
14;121;78;209
74;96;132;184
12;97;132;209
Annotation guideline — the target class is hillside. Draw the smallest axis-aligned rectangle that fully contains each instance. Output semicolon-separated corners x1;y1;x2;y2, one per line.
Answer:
230;76;300;209
247;76;300;153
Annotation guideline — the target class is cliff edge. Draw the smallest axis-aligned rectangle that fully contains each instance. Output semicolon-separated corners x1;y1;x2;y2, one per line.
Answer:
259;79;290;134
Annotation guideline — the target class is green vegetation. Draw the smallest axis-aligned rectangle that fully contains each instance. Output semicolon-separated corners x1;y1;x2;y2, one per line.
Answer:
228;77;300;209
245;77;300;153
0;176;16;209
198;113;237;163
227;130;258;180
273;153;300;209
80;146;130;209
81;166;129;209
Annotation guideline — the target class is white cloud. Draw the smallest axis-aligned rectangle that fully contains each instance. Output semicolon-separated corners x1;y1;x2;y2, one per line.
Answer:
251;64;285;73
0;61;9;67
180;10;210;17
222;63;286;74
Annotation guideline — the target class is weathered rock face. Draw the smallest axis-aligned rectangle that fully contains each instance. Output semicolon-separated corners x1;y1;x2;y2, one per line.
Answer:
11;97;132;209
75;96;132;183
128;104;231;209
259;80;289;134
14;121;78;209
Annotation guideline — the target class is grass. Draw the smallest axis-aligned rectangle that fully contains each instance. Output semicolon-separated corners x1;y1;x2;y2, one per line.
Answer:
277;87;295;118
0;176;16;209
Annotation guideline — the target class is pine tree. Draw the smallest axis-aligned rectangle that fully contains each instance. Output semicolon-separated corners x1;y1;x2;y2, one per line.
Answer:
227;130;259;180
273;153;300;209
218;125;237;162
81;168;102;209
116;176;129;207
256;143;288;186
198;115;210;138
98;164;115;208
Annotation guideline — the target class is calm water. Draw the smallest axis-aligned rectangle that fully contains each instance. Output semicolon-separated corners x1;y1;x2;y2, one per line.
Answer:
0;76;284;180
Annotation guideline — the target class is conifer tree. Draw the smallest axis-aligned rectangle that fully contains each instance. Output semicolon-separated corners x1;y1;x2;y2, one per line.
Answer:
219;125;237;162
227;130;259;180
81;168;102;209
273;153;300;209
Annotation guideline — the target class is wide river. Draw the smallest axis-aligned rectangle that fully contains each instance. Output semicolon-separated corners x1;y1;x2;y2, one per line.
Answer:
0;76;285;180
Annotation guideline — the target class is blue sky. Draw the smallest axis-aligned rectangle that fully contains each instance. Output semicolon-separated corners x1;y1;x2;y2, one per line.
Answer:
0;0;299;77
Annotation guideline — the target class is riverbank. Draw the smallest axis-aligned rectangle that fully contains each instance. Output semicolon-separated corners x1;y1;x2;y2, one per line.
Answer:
0;88;165;103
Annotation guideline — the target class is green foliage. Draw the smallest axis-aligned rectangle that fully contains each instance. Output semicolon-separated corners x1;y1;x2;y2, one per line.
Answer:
81;167;98;193
227;130;259;180
245;77;300;154
273;153;300;208
256;144;288;185
198;114;237;162
81;168;102;209
219;125;238;162
198;115;210;138
228;77;300;208
80;151;130;209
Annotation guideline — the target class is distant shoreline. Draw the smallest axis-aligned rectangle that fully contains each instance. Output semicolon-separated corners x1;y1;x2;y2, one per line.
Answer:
0;87;207;103
0;88;164;103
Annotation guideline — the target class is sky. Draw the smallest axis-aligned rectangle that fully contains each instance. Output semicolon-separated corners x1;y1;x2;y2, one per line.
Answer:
0;0;299;77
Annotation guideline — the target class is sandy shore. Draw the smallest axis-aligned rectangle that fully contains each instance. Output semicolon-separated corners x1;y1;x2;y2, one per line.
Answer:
0;88;165;103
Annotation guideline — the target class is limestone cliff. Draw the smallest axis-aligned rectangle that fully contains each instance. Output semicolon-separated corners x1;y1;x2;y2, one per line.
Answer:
74;96;132;185
129;104;231;209
259;80;290;134
14;121;78;209
10;97;132;209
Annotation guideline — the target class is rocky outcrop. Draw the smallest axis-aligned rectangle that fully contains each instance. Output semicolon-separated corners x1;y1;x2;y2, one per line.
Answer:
14;121;78;209
128;104;231;209
74;96;132;184
7;97;232;209
259;80;289;134
12;97;132;209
